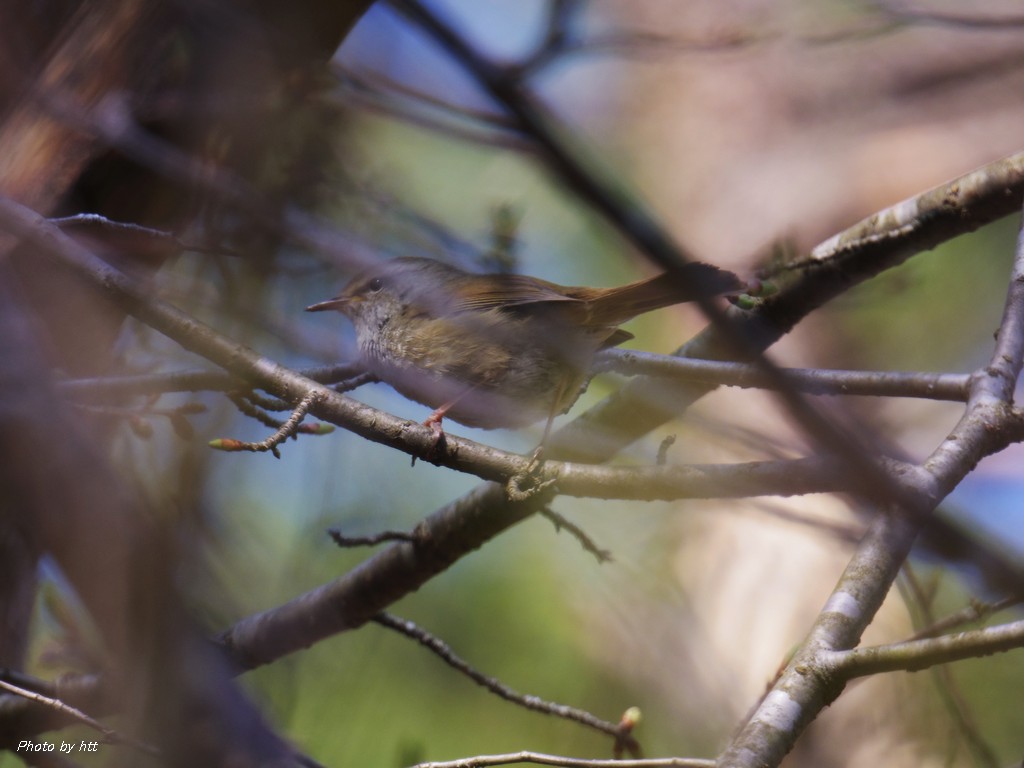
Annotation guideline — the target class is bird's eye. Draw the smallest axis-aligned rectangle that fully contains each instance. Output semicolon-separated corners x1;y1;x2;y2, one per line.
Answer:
366;277;385;293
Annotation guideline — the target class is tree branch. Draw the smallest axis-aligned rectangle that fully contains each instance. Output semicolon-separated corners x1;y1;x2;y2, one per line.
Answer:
0;679;156;756
58;363;365;400
822;619;1024;678
598;349;971;401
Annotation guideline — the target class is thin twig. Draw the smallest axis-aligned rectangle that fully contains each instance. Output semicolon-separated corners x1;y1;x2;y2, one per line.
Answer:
293;753;328;768
908;595;1024;641
228;392;290;427
897;568;1001;767
538;508;612;563
655;435;675;466
373;613;634;748
211;391;329;458
50;213;243;258
0;679;157;756
743;500;862;542
39;85;381;280
73;401;205;440
333;371;377;393
328;529;418;547
330;65;531;153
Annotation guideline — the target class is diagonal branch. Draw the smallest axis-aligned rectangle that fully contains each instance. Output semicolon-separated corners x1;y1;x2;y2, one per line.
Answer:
0;679;156;756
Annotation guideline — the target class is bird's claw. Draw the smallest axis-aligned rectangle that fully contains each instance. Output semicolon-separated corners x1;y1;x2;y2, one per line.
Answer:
505;447;556;501
412;413;448;466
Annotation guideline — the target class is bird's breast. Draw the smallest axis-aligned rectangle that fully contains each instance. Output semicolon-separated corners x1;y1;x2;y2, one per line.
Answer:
355;308;601;428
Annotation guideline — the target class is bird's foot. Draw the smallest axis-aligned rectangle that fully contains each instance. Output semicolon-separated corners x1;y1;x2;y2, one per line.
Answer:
412;410;448;466
505;446;556;501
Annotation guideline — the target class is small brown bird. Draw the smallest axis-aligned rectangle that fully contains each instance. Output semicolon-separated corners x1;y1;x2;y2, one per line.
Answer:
307;256;740;439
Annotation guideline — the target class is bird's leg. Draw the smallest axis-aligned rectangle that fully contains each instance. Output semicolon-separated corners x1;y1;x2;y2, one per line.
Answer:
532;377;571;465
529;414;555;469
514;380;568;488
411;407;449;466
506;396;560;502
418;388;476;461
422;404;450;454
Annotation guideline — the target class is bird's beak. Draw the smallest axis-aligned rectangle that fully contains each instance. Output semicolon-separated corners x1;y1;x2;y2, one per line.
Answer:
305;297;348;313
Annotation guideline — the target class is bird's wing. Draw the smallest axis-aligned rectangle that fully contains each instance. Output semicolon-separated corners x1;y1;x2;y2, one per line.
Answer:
447;273;584;314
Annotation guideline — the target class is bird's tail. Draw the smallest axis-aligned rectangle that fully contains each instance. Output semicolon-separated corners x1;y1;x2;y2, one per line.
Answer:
587;261;742;325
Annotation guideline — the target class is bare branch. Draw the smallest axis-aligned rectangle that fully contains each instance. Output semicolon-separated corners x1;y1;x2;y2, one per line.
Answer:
410;753;715;768
908;596;1024;641
784;151;1024;278
598;349;971;401
58;363;366;400
328;529;418;547
210;391;329;458
897;567;1002;767
331;65;531;153
64;349;972;408
823;619;1024;678
51;213;243;258
374;614;633;746
0;675;156;756
537;508;612;563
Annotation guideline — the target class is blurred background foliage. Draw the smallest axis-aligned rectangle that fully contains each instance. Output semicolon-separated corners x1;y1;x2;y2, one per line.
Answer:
7;0;1024;766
